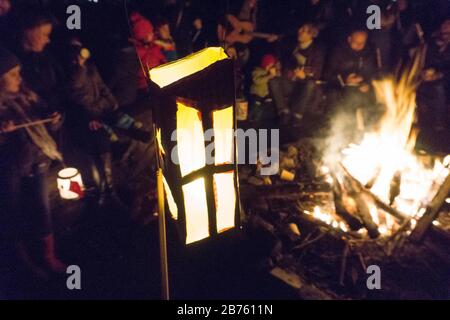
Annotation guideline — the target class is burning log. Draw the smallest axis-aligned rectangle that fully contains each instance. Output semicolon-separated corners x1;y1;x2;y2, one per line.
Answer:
370;191;406;223
293;202;362;239
340;169;380;238
340;164;408;223
280;223;302;243
389;171;402;206
331;174;364;231
270;267;334;299
351;192;380;239
410;173;450;243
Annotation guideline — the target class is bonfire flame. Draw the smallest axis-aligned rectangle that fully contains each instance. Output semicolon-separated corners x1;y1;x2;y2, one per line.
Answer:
313;46;450;237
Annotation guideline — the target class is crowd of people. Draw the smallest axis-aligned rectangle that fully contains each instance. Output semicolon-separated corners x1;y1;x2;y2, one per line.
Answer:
0;0;449;282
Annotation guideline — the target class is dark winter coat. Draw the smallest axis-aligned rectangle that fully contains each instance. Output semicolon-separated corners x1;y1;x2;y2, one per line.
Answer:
287;41;326;81
105;46;140;108
0;89;58;176
67;63;118;120
14;48;65;111
325;43;377;87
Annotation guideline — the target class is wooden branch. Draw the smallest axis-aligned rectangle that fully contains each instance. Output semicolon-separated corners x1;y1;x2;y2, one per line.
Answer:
410;173;450;243
332;173;365;231
15;118;54;128
339;165;380;238
0;118;53;133
270;267;334;299
339;163;408;222
293;202;362;239
352;192;380;239
371;193;407;222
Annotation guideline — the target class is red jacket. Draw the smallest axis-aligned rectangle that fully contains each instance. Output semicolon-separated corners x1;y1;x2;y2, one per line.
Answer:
135;43;166;89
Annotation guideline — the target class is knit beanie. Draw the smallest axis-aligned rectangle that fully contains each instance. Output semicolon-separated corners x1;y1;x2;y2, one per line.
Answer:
0;48;20;77
261;54;277;69
130;12;154;42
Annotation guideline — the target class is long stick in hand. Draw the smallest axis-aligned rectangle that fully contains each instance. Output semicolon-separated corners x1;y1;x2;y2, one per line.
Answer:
4;118;54;131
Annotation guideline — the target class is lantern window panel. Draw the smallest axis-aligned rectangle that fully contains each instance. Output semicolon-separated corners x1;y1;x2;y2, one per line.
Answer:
176;102;206;177
213;172;236;233
182;178;210;244
213;107;234;166
163;175;178;220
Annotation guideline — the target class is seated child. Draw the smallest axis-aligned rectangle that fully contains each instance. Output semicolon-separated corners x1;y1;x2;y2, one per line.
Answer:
249;54;280;125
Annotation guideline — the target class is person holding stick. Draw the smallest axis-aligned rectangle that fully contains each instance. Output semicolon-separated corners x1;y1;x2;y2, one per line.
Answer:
0;48;66;278
65;39;152;208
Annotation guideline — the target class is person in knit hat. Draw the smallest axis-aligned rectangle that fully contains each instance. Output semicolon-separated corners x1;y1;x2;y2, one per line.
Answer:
250;54;279;99
129;12;166;90
0;47;19;82
0;48;67;277
249;54;280;127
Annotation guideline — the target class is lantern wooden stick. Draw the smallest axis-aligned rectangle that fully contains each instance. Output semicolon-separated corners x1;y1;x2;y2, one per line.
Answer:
157;167;170;300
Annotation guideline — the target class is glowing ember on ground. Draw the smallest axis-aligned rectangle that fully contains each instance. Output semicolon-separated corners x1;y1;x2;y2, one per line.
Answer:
305;206;348;232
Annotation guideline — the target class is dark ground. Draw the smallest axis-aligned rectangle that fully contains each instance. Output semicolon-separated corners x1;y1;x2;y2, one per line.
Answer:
4;193;298;300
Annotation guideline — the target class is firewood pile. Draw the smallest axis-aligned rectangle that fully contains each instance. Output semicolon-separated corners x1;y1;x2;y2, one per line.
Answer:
239;140;450;299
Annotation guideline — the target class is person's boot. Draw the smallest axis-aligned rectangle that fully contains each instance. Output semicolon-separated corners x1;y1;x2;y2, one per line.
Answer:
39;234;67;274
15;241;49;280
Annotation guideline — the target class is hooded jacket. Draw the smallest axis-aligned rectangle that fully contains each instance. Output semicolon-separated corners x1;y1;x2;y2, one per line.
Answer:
67;63;118;120
130;12;167;89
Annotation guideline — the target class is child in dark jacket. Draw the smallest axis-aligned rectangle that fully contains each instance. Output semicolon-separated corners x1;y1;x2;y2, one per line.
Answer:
66;40;151;202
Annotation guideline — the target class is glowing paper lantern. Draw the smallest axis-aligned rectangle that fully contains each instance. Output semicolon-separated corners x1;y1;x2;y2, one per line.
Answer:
57;167;84;200
150;47;240;245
